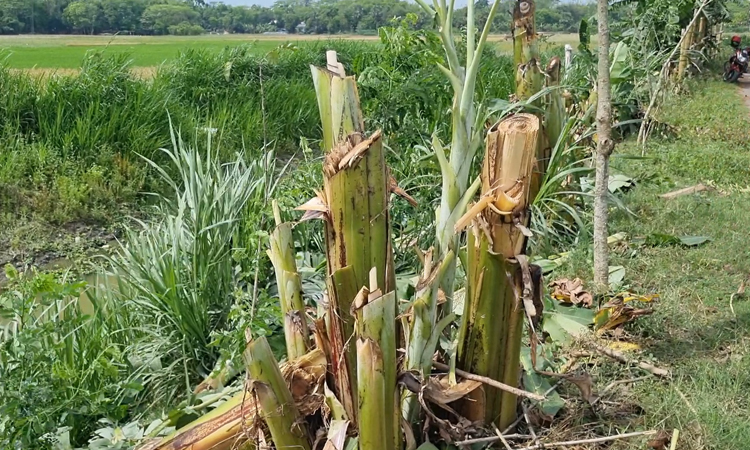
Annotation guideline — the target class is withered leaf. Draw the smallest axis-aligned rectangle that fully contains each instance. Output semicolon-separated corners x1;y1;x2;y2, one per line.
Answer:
323;420;350;450
607;341;641;352
296;195;329;222
402;418;417;450
564;372;597;405
549;278;594;307
595;292;657;335
647;429;671;450
424;377;482;405
389;175;418;207
337;130;381;170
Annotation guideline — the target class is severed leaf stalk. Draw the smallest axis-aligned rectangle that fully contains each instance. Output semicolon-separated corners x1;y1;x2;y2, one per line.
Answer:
544;57;567;156
142;349;325;450
353;269;398;450
457;114;541;430
513;0;548;202
304;58;396;426
268;200;309;360
514;0;543;103
677;21;695;81
244;336;311;450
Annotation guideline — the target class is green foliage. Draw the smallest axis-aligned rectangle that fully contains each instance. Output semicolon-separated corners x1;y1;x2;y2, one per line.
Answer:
519;346;565;416
607;79;750;450
94;128;267;401
0;0;31;33
4;6;710;447
0;41;367;224
610;0;727;55
0;0;600;36
726;0;750;31
141;4;200;35
1;0;430;36
449;0;596;34
167;22;204;36
0;126;290;449
531;116;594;253
63;1;102;35
0;32;517;261
0;268;132;449
541;296;595;344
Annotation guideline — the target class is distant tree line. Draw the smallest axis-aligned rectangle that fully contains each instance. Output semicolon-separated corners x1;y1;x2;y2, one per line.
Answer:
0;0;596;36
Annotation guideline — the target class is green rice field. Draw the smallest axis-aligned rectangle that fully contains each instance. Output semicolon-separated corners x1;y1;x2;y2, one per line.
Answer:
0;33;582;70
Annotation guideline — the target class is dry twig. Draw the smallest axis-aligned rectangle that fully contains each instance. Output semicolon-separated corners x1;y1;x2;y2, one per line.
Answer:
521;403;541;448
454;434;532;446
493;425;513;450
730;276;747;317
675;386;699;418
591;343;671;378
590;375;650;407
510;430;658;449
660;184;708;200
670;429;680;450
501;378;567;435
432;361;545;401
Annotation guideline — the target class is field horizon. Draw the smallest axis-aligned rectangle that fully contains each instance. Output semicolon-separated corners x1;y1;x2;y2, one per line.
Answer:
0;32;584;69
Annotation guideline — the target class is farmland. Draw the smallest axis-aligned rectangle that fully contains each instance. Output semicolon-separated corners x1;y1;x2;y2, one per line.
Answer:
0;33;584;69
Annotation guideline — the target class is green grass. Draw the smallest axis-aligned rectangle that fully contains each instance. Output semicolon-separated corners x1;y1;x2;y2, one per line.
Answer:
617;80;750;449
0;35;376;69
5;41;271;69
0;33;582;69
562;79;750;449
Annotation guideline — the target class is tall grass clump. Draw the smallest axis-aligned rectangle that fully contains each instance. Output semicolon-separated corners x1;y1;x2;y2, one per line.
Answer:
93;127;266;401
155;41;373;155
0;62;38;135
0;55;163;224
33;54;170;162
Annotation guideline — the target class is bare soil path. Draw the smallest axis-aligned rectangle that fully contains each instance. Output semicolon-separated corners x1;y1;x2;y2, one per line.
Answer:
738;76;750;110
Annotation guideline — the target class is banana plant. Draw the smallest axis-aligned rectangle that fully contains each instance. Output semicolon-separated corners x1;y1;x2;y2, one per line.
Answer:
404;0;503;421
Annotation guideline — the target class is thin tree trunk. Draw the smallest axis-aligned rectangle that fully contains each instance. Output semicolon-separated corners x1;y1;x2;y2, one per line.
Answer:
593;0;614;290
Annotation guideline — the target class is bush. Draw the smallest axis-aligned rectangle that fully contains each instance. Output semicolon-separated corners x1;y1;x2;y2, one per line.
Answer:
168;22;205;36
0;267;131;449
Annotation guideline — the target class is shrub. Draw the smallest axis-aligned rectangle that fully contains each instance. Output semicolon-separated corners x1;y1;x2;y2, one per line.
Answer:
0;267;131;449
168;22;205;36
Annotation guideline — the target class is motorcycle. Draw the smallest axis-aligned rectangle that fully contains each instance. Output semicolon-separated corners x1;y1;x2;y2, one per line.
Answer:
724;47;749;82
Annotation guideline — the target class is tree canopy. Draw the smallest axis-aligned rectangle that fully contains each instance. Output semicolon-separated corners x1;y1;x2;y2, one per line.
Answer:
0;0;597;36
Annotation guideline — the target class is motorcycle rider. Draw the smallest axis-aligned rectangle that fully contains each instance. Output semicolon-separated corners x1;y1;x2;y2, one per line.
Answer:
729;35;748;77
